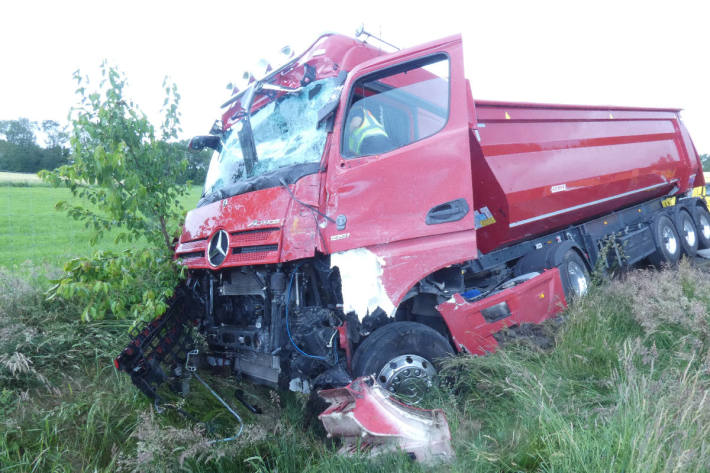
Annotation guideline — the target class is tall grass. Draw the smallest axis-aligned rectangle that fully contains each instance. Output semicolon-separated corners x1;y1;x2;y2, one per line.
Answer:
1;260;709;472
443;259;710;473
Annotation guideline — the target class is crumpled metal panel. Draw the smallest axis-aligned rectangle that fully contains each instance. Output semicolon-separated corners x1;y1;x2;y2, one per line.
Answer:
318;376;454;464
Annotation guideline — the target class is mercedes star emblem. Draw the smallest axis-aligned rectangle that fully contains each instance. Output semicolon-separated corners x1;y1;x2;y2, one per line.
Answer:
207;229;229;267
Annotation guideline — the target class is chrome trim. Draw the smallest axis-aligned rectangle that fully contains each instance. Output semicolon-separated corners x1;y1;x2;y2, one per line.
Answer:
509;181;675;228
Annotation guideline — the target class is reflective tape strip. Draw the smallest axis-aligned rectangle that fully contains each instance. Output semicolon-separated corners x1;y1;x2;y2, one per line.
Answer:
509;181;675;228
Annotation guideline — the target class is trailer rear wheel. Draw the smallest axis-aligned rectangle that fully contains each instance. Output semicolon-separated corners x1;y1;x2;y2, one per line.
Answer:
557;249;590;300
675;209;698;257
648;214;681;267
694;206;710;249
351;322;454;404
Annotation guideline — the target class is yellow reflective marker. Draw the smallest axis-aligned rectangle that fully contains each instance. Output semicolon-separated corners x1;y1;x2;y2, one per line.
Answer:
661;197;676;208
505;112;511;120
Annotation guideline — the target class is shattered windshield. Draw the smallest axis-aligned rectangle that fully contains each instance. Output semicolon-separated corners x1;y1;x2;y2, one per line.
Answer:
203;77;340;196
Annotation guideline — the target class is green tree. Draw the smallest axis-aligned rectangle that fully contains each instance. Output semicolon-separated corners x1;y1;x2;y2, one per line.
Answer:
41;63;189;322
0;118;36;148
0;118;69;173
179;138;211;184
41;120;69;149
701;153;710;172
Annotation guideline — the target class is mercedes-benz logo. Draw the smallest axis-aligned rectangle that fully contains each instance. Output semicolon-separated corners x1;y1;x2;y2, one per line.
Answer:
207;230;229;267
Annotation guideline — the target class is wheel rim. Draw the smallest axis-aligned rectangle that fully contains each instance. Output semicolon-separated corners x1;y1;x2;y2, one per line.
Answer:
377;354;437;404
567;260;589;297
662;225;678;255
700;214;710;241
682;217;697;248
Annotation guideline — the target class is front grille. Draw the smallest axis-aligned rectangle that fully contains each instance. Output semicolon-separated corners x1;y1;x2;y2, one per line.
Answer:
181;236;208;244
231;244;278;263
177;251;204;260
231;228;279;244
233;244;278;254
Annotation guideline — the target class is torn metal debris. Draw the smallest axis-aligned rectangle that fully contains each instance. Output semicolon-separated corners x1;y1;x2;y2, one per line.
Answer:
318;376;454;464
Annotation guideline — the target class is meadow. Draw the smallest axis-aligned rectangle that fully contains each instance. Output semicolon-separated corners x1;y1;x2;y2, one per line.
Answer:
0;177;202;268
1;175;709;472
0;172;42;186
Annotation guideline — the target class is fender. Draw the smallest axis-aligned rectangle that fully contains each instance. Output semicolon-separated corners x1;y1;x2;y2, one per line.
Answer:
330;229;478;320
514;240;588;276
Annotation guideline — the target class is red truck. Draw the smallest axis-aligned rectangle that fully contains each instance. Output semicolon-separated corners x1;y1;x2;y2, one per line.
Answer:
116;33;707;405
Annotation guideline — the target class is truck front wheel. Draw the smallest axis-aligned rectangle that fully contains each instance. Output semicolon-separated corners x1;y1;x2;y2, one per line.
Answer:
351;321;454;404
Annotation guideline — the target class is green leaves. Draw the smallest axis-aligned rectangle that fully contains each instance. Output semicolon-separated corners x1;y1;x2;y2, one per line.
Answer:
41;63;190;322
43;63;189;250
702;154;710;172
51;248;182;323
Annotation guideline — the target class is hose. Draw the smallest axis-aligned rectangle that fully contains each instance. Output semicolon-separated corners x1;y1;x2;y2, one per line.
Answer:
285;263;329;360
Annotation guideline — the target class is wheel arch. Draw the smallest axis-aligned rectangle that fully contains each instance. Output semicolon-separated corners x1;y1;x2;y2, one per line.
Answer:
514;240;591;275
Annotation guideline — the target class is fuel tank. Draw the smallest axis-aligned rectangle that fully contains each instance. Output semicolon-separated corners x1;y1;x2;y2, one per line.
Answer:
470;101;703;253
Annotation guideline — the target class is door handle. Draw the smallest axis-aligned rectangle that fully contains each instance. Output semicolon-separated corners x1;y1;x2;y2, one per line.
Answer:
426;199;470;225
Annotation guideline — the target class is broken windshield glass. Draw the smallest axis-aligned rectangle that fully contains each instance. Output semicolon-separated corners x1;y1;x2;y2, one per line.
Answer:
203;77;340;197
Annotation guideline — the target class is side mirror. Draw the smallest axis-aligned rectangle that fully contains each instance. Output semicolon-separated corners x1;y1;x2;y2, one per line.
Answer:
188;135;221;153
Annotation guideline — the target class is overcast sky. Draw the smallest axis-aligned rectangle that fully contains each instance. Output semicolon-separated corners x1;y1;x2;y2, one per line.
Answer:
2;0;708;153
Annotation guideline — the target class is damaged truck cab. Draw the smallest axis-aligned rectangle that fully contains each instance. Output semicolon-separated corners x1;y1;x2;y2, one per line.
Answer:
116;33;706;402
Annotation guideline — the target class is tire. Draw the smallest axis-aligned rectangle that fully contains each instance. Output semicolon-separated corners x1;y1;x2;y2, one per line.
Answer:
648;214;681;267
555;249;591;301
694;205;710;249
351;321;454;404
674;209;698;257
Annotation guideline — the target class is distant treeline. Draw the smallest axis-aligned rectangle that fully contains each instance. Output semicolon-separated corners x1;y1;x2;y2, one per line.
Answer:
0;118;69;173
0;118;211;184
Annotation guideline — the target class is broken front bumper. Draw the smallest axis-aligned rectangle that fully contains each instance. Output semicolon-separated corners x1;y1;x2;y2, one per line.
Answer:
318;376;454;464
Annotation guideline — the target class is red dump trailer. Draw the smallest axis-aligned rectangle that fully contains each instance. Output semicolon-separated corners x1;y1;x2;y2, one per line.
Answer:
117;33;708;405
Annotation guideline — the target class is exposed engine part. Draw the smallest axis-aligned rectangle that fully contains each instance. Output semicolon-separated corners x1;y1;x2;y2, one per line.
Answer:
117;259;352;399
318;376;454;464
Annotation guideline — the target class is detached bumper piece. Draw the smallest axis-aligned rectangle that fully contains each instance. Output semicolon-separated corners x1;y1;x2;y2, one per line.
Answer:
114;284;201;400
318;376;454;464
437;268;566;355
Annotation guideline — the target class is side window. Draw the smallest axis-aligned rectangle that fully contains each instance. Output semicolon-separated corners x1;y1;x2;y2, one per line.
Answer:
342;54;450;158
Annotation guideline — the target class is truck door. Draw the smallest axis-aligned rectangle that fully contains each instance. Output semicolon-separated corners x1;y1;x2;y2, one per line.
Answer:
323;35;474;252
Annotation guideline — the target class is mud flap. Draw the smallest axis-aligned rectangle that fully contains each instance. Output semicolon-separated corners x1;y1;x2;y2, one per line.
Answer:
317;376;454;464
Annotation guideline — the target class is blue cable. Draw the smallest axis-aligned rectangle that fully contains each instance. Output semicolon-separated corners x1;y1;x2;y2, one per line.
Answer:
285;263;328;360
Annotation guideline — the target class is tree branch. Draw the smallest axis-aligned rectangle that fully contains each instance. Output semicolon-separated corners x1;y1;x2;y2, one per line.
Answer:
159;216;172;251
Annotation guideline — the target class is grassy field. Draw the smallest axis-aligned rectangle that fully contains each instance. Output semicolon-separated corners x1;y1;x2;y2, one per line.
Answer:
1;181;709;472
0;184;203;268
1;262;709;472
0;171;43;186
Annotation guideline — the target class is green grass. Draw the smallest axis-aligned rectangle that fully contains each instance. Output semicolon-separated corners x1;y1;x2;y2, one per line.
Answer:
2;183;710;472
1;261;709;472
0;185;203;268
